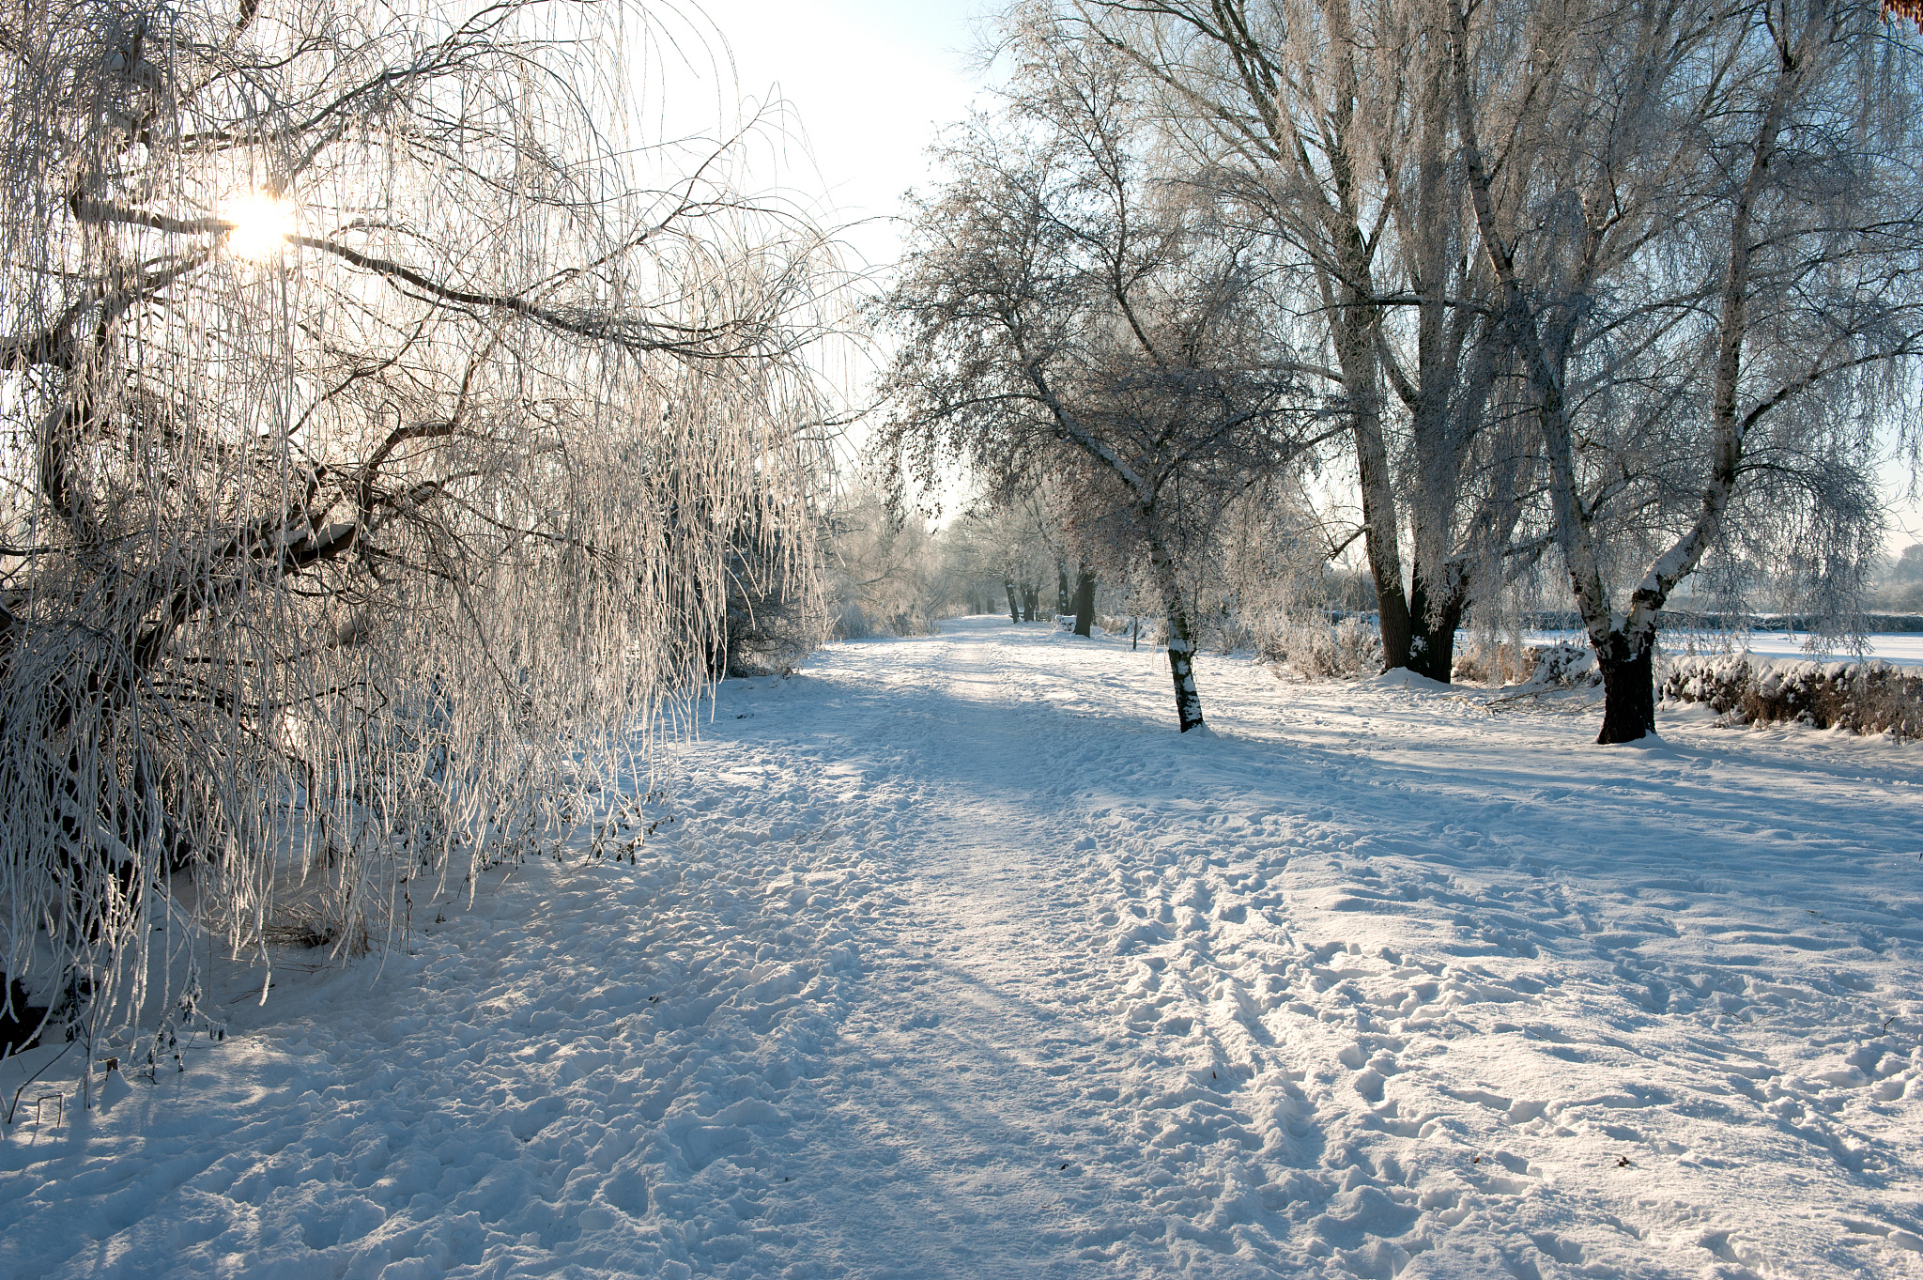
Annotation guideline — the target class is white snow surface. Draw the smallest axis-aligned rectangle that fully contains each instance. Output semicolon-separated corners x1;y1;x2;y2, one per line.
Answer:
6;616;1923;1279
1523;628;1923;668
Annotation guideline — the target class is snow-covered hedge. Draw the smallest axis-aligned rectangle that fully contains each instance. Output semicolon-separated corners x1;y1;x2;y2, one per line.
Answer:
1517;642;1602;690
1662;655;1923;737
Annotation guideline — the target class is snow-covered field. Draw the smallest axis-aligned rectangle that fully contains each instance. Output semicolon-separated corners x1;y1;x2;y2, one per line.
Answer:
1523;628;1923;667
1695;632;1923;667
5;616;1923;1279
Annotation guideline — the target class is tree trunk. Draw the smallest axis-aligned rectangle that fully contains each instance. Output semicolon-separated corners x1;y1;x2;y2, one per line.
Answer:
1356;426;1415;672
1071;566;1096;637
1021;584;1039;622
1004;578;1020;624
1324;161;1412;673
1165;604;1205;733
1404;566;1465;683
1596;630;1657;744
1148;543;1204;732
1057;564;1071;615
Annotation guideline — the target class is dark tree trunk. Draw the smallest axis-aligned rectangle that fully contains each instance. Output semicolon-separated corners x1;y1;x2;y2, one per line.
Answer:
1596;630;1657;744
1361;497;1415;672
1071;566;1096;637
1057;565;1071;615
1004;578;1020;624
1330;259;1413;674
1021;585;1039;622
1404;569;1466;683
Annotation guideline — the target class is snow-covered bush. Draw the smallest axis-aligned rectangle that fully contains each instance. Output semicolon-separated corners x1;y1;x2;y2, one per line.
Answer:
1260;616;1384;679
1662;656;1923;737
1458;642;1601;692
1097;614;1164;645
713;506;825;677
1516;643;1602;691
823;493;956;640
1449;639;1539;686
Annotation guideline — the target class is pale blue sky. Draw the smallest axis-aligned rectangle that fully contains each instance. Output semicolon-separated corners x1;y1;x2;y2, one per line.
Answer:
693;2;1922;555
708;0;1001;269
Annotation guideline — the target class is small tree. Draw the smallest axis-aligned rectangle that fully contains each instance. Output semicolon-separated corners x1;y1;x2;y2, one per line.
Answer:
874;44;1320;731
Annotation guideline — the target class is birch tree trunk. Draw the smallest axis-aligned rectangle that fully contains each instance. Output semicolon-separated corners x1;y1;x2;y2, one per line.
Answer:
1150;544;1206;732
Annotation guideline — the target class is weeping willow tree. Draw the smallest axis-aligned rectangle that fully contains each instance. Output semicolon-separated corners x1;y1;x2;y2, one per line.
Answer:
0;0;837;1072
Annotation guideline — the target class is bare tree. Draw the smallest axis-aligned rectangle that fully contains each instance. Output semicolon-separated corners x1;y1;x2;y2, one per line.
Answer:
1045;0;1922;736
0;0;842;1070
823;483;961;639
873;46;1320;731
1449;0;1923;741
1033;0;1540;681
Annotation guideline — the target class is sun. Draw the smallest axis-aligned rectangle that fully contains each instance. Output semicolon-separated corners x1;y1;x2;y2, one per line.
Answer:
222;193;296;260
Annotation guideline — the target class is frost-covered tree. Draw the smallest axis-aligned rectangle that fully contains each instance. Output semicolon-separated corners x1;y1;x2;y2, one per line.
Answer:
0;0;840;1062
1449;0;1923;740
874;44;1322;731
1037;0;1923;737
824;486;959;639
1034;0;1539;682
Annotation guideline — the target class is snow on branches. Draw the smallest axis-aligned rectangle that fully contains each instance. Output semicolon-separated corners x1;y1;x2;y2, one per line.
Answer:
0;0;841;1066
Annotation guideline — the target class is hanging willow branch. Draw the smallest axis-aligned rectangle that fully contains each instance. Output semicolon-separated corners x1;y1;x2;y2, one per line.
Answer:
0;0;839;1073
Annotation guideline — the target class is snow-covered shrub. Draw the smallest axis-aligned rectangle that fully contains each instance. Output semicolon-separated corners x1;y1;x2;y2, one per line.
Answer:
1662;656;1923;737
1450;639;1539;685
1517;643;1602;690
827;583;942;641
716;518;825;677
1260;616;1384;678
1096;613;1161;644
720;583;822;677
1206;610;1259;654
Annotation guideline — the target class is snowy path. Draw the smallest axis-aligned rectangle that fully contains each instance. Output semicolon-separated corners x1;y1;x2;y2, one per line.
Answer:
6;617;1923;1279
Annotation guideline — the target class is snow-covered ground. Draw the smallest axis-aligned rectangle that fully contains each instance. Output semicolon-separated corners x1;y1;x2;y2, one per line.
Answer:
1523;628;1923;667
5;616;1923;1278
